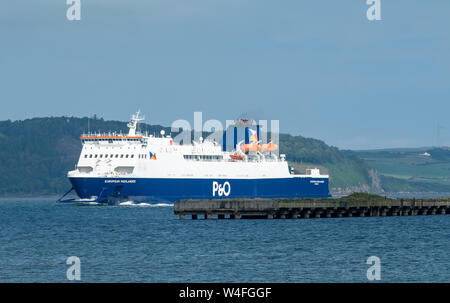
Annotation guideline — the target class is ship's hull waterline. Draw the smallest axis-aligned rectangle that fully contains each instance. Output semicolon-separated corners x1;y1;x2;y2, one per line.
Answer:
69;176;330;204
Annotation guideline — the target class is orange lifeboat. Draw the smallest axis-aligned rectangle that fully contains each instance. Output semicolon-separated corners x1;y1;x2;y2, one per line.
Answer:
260;143;278;152
240;144;260;153
230;154;244;160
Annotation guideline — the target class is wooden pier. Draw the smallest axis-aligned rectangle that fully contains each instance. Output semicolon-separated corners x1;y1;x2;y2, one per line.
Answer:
174;193;450;219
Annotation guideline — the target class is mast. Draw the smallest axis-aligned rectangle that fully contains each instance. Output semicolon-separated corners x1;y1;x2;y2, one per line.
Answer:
127;110;145;136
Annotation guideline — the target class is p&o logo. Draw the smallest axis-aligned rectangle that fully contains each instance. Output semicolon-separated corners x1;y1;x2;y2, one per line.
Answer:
212;181;231;197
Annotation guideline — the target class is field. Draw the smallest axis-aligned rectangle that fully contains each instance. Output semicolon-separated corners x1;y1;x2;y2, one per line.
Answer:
351;147;450;193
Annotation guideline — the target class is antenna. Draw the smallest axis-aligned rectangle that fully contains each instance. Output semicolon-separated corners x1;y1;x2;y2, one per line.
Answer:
127;110;145;136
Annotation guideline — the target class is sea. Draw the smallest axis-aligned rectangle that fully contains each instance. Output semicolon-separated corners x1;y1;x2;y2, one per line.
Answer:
0;197;449;282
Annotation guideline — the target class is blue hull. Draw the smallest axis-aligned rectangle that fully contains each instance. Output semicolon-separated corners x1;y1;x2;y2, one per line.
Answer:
69;177;331;204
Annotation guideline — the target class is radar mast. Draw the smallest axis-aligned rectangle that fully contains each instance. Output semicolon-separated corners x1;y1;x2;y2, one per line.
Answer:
127;110;144;136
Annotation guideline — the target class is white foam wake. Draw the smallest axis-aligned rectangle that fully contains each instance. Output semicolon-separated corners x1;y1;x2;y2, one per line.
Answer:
77;197;98;202
151;203;173;207
118;201;173;207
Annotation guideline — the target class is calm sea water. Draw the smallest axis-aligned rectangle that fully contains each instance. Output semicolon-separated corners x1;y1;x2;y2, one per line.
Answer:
0;197;449;282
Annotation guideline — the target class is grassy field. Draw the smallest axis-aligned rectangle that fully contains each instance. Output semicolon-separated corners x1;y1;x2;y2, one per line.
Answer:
350;147;450;192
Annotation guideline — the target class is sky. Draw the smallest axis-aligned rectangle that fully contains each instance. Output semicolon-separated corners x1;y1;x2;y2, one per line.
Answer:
1;0;449;150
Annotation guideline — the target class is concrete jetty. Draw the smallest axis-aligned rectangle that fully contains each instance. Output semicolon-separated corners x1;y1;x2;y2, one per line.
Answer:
173;193;450;219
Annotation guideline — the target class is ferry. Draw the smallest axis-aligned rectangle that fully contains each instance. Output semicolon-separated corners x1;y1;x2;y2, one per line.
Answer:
60;111;330;204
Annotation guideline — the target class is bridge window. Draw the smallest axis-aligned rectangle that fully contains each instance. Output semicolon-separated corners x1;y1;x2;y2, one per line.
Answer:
89;155;93;158
183;155;223;161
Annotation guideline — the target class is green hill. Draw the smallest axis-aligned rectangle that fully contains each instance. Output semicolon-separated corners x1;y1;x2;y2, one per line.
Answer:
279;134;378;193
0;117;170;195
0;116;377;196
349;147;450;193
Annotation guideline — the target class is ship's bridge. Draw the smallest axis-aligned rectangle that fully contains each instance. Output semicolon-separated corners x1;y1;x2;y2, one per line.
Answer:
80;110;148;145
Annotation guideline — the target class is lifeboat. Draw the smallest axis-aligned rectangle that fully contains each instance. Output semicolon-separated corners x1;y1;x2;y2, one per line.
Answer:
240;144;260;153
229;154;244;160
260;143;278;152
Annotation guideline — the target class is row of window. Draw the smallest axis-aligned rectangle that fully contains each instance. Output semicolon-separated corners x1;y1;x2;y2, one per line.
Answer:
84;154;136;159
183;155;223;160
82;138;146;143
83;154;223;160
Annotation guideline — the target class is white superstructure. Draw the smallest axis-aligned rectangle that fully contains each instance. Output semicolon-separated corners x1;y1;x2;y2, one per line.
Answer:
69;111;328;180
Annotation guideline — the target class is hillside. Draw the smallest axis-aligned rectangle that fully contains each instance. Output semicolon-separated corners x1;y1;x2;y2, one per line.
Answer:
0;116;377;196
349;147;450;193
279;134;379;193
0;117;170;195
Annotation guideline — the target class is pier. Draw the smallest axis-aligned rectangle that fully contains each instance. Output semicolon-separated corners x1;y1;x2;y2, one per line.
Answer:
174;193;450;219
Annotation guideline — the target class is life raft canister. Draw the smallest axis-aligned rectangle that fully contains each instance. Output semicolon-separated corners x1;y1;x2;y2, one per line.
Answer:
260;143;278;152
230;154;244;160
240;144;261;153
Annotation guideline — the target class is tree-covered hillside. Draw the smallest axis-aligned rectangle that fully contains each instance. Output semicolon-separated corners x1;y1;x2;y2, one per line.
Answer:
0;117;376;196
0;117;170;195
279;134;377;193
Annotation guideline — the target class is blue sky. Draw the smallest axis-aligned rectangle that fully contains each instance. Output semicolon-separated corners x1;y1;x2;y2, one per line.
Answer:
1;1;449;149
